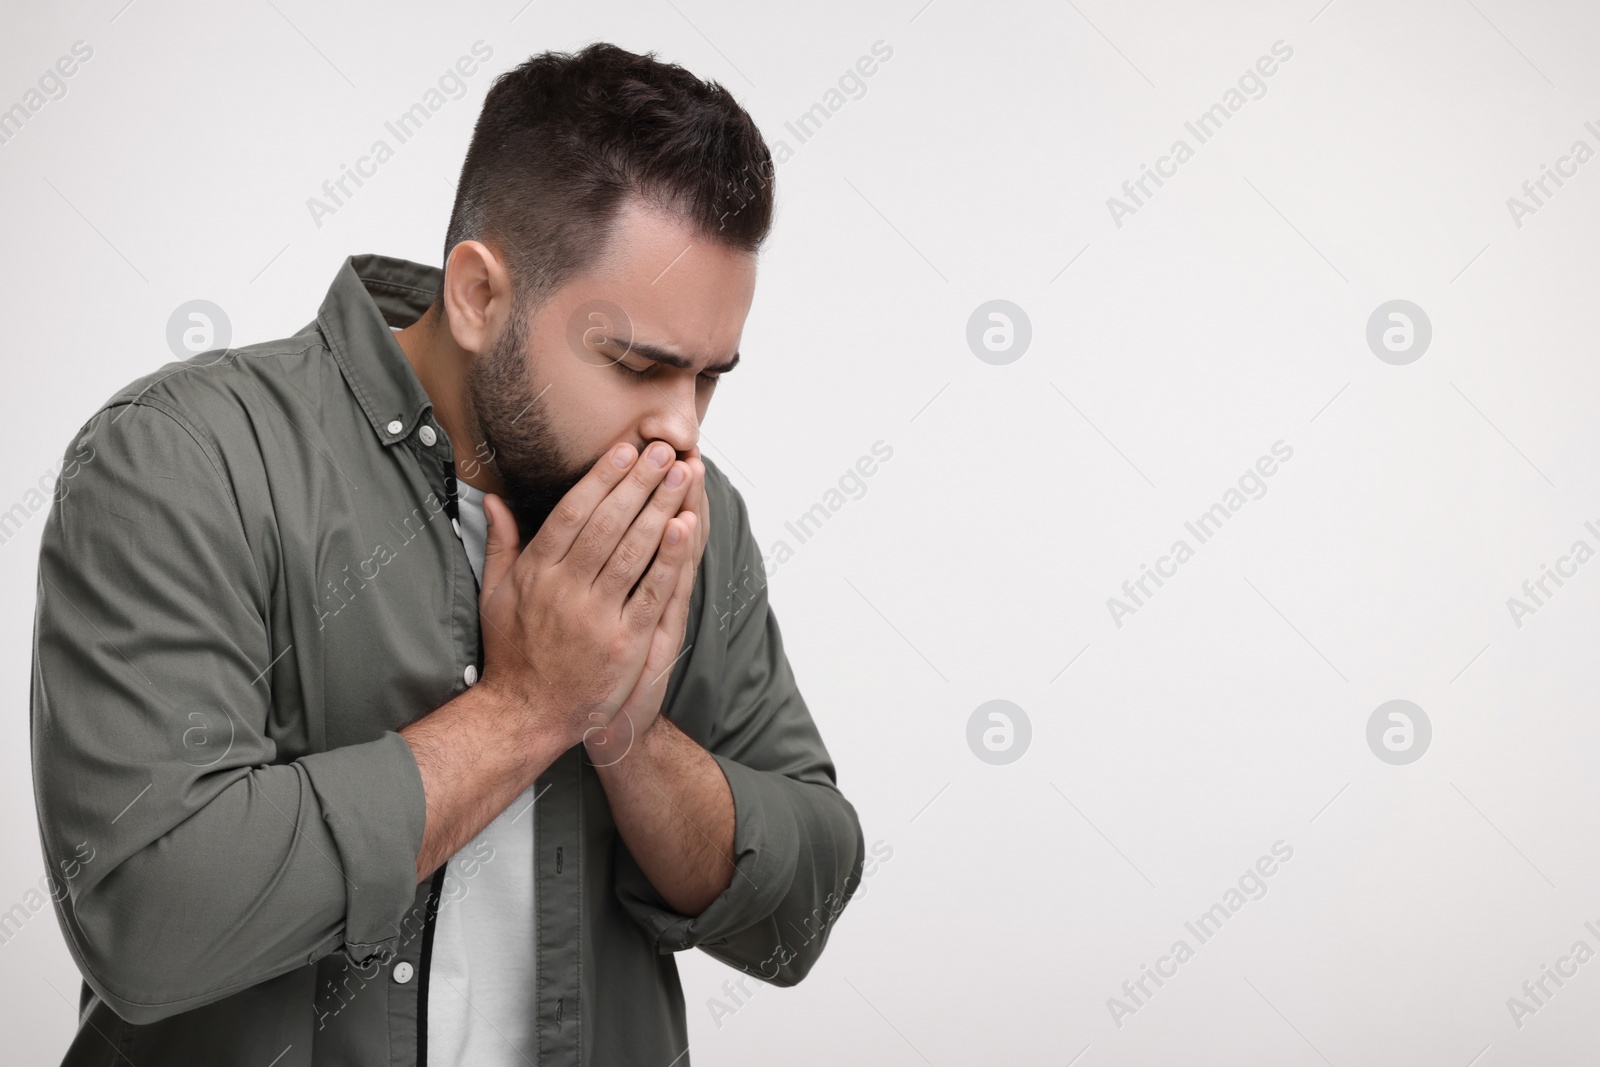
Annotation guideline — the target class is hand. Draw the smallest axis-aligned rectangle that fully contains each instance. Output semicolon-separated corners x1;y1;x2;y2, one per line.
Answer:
476;440;697;760
680;445;710;564
585;447;711;766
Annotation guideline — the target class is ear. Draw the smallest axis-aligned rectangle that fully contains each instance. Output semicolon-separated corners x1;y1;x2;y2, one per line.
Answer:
442;240;516;357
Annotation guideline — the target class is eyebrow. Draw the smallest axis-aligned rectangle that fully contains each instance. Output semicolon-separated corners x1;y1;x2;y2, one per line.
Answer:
606;338;741;375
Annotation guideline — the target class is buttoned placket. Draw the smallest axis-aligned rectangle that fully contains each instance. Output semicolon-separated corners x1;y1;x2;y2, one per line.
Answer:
387;403;585;1067
361;314;585;1067
380;409;495;1067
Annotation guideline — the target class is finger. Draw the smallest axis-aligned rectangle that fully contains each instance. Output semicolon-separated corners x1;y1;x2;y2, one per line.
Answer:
632;568;691;703
672;454;705;526
529;442;641;565
693;458;709;557
625;512;695;634
478;493;521;609
680;456;709;562
623;505;698;715
594;459;693;599
631;522;697;705
651;514;699;623
565;440;677;582
663;528;697;635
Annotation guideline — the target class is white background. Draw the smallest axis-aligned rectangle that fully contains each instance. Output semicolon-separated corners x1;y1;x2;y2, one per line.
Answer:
5;0;1600;1064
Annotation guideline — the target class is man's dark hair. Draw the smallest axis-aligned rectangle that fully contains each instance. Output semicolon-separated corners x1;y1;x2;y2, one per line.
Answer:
437;42;774;317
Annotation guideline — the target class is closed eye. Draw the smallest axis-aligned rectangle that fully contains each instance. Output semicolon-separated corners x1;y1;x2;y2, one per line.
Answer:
614;361;721;383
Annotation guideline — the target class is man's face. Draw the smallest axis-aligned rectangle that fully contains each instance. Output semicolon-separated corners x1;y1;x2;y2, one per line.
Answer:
465;198;757;538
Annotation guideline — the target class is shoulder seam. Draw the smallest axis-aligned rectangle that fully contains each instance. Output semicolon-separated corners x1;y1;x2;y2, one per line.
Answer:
101;395;245;532
96;341;327;441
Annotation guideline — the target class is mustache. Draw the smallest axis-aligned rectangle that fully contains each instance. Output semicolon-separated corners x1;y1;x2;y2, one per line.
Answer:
497;472;572;530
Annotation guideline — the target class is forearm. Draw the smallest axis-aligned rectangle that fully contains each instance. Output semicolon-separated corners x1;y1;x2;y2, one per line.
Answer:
51;732;429;1025
594;715;736;916
400;682;565;882
685;763;864;983
608;754;866;984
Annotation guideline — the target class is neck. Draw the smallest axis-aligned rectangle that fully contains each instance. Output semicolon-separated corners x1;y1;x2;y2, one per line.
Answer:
394;304;505;495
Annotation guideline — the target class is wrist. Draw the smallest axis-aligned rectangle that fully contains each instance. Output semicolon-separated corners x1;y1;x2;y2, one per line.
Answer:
588;711;670;781
467;676;569;779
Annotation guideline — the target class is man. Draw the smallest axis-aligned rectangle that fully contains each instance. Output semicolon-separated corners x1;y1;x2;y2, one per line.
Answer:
31;43;864;1067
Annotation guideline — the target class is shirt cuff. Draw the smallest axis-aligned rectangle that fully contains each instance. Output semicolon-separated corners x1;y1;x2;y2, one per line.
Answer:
297;729;427;965
626;754;801;951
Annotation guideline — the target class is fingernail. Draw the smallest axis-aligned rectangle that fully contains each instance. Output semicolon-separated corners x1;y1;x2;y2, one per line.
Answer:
665;463;685;488
666;524;682;545
612;444;634;469
649;442;672;467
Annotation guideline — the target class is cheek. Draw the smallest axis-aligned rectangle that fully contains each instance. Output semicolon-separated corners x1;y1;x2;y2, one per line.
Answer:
573;372;637;422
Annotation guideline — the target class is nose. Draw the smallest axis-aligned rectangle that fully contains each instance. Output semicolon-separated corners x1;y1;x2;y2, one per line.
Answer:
638;380;701;458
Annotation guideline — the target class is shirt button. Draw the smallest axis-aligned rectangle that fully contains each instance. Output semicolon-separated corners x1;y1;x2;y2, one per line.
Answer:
464;664;479;687
419;425;437;447
451;517;463;538
385;419;403;435
392;962;414;984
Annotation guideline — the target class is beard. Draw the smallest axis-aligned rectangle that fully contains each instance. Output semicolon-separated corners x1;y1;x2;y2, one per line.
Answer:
464;304;599;544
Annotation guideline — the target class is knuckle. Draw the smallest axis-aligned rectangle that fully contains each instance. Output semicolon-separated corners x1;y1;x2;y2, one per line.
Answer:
651;484;681;512
543;579;569;614
631;462;663;491
610;538;644;576
587;510;619;543
628;576;659;614
592;568;620;597
554;500;585;529
516;563;539;594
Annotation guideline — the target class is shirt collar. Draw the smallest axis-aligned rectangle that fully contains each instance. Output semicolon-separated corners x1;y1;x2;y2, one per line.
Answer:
316;253;444;448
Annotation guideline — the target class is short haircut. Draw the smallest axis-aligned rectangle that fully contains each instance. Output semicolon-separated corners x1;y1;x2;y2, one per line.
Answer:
438;42;774;317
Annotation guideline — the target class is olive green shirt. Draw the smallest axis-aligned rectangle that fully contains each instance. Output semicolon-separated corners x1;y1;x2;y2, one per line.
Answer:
30;253;864;1066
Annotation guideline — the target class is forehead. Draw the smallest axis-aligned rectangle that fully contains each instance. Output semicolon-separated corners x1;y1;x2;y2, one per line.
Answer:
555;197;757;360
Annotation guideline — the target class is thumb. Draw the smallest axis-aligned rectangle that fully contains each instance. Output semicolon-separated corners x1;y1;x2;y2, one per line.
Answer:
479;492;520;607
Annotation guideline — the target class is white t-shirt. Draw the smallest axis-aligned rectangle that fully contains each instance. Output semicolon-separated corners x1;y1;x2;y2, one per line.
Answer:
391;328;538;1066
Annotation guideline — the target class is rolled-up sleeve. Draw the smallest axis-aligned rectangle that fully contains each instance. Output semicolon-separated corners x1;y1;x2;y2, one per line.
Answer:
30;399;427;1025
614;475;865;985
